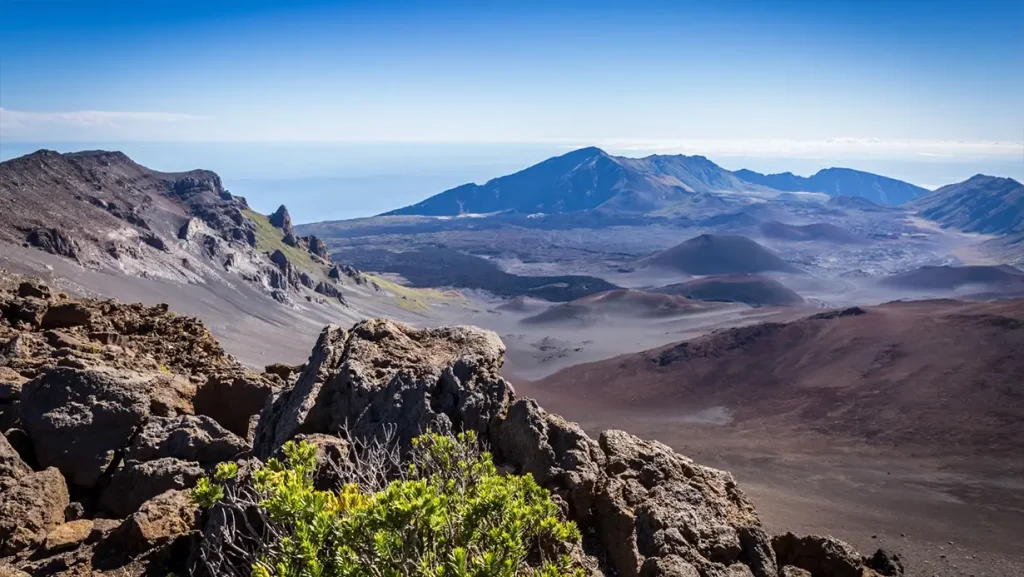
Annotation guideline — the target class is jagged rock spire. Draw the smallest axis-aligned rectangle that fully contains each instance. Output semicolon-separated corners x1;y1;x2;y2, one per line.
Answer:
268;205;293;236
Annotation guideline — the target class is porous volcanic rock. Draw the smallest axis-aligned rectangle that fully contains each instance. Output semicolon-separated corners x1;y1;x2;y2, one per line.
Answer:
125;415;249;464
111;489;198;555
314;280;346;304
307;236;330;261
772;533;866;577
254;319;511;458
101;457;204;518
263;362;303;383
0;434;31;491
20;367;154;488
0;467;69;555
44;519;93;553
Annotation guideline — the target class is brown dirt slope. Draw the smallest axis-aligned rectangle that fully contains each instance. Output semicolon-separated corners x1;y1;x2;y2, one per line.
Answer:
532;299;1024;455
881;264;1024;292
654;274;805;307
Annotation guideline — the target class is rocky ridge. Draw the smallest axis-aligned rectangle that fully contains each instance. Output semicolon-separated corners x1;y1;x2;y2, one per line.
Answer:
0;273;900;577
0;150;354;308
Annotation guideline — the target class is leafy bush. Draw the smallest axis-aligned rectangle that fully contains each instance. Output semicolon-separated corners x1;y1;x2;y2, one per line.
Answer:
193;432;583;577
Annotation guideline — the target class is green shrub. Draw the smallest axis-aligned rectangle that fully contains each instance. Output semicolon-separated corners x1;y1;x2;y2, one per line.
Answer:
194;432;583;577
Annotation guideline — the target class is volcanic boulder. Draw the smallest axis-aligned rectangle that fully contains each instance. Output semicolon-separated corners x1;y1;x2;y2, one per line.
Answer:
101;458;204;518
772;533;866;577
254;319;511;458
110;489;198;555
20;367;153;487
0;467;69;555
314;280;346;304
124;415;249;464
307;236;330;261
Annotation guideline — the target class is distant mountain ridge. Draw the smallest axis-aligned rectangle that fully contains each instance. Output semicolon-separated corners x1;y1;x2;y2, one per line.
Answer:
384;147;933;216
383;147;773;216
732;167;929;205
0;149;355;307
912;174;1024;236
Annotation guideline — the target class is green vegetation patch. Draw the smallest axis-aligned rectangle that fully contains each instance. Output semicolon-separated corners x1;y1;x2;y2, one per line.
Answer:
365;273;458;314
193;432;583;576
243;208;318;271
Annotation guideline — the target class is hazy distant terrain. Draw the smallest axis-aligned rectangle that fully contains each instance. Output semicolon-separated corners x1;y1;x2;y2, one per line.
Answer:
734;166;929;204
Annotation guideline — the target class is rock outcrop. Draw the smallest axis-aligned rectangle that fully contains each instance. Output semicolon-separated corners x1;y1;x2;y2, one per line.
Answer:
21;367;156;488
0;150;353;307
254;319;511;458
24;228;81;260
193;371;276;438
314;280;346;304
268;205;294;236
0;274;901;577
307;236;330;260
0;467;69;555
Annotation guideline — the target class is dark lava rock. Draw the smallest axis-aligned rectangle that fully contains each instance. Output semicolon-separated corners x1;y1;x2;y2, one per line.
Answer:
21;367;157;487
140;232;168;252
772;533;864;577
307;236;330;261
25;228;80;260
40;302;92;329
16;282;51;300
0;467;69;555
268;205;293;236
298;272;315;289
314;280;346;304
263;362;303;382
110;489;198;554
101;458;204;518
865;548;904;577
125;415;249;464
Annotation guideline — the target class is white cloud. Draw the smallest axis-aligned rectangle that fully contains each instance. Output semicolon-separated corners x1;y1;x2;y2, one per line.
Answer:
578;137;1024;160
0;108;210;137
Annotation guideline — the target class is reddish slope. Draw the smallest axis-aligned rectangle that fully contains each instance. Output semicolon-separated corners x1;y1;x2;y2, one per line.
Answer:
528;299;1024;455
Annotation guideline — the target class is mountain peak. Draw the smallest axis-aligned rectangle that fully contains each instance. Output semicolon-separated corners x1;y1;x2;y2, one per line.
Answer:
558;146;610;161
914;173;1024;236
382;147;759;217
965;173;1020;186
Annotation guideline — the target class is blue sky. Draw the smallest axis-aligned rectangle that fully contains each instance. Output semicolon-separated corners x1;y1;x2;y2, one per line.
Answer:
2;0;1021;147
1;0;1022;219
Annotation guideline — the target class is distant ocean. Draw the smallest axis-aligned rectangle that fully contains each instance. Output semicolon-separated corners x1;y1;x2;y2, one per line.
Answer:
4;141;1021;223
